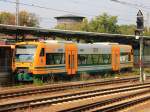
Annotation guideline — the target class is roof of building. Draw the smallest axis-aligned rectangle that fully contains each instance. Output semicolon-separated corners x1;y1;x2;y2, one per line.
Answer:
55;14;85;19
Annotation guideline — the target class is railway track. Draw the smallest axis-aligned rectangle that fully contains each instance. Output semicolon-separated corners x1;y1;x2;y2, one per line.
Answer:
59;88;150;112
0;77;140;99
93;95;150;112
0;82;150;112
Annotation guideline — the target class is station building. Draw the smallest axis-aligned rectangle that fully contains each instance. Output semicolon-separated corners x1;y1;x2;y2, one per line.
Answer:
55;14;85;25
54;14;85;30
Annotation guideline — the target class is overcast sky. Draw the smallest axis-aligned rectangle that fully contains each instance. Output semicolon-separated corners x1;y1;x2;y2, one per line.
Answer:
0;0;150;28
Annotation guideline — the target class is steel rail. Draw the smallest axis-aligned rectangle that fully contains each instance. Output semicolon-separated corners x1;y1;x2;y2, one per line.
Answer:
94;94;150;112
59;89;150;112
0;83;150;112
0;77;139;99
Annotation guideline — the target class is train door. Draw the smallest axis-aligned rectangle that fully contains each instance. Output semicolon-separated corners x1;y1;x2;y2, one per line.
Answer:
65;44;77;75
112;45;120;71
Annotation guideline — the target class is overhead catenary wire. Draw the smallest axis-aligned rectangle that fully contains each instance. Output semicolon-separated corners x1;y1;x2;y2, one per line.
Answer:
63;0;136;18
0;0;96;17
111;0;150;12
0;0;135;23
111;0;150;29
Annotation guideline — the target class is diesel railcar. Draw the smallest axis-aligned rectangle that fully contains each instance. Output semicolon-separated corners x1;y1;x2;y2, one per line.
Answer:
13;40;133;81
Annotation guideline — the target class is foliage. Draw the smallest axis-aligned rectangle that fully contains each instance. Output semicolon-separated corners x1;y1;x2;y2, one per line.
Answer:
0;12;15;25
55;13;120;34
19;11;39;27
143;28;150;36
0;11;39;27
119;24;150;36
33;78;43;85
119;24;136;35
80;18;89;31
55;18;88;31
87;13;120;33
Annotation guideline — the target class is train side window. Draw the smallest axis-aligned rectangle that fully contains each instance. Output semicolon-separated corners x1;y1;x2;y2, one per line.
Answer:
78;54;111;65
87;54;92;64
46;53;54;65
78;54;88;65
91;54;99;64
120;53;129;63
106;54;111;64
40;48;45;57
54;53;64;64
46;53;64;65
101;54;111;64
98;54;103;64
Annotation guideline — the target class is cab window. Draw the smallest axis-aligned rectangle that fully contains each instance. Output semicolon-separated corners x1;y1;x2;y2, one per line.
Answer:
40;48;45;56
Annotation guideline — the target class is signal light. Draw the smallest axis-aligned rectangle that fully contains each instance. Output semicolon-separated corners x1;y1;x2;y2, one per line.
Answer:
136;10;144;30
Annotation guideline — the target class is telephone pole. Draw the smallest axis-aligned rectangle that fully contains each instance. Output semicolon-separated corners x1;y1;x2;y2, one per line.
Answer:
16;0;19;26
15;0;19;41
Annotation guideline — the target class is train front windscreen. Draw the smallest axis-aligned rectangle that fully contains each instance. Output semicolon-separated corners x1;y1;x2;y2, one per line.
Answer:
15;45;37;62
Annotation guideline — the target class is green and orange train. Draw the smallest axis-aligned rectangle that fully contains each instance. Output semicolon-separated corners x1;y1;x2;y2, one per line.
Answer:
12;40;133;81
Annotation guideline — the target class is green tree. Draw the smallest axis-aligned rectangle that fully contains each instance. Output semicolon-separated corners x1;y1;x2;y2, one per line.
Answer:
119;24;136;35
0;12;15;25
143;27;150;36
88;13;120;33
0;11;39;27
81;18;89;31
19;11;39;27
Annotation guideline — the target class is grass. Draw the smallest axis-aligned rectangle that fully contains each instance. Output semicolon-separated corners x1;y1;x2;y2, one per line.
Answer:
144;68;150;74
33;78;43;86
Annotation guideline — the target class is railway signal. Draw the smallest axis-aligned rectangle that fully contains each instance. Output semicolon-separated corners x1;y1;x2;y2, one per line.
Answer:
135;10;145;83
136;10;144;31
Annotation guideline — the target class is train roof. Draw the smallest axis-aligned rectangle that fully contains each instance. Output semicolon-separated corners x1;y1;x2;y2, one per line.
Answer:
77;42;121;47
44;40;73;44
15;41;132;48
93;42;119;45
